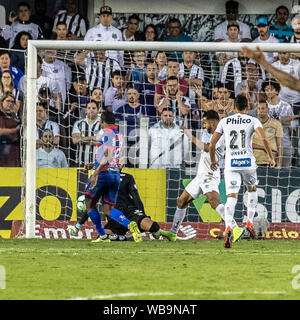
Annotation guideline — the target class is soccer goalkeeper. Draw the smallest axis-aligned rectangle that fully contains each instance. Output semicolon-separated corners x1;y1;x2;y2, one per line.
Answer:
68;166;174;241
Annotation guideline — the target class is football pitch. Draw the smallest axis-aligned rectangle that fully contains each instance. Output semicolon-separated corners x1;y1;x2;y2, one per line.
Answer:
0;239;299;300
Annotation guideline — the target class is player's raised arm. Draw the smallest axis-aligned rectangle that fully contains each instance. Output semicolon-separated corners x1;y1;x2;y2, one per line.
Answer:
241;46;300;93
180;126;208;151
255;126;276;168
209;131;222;171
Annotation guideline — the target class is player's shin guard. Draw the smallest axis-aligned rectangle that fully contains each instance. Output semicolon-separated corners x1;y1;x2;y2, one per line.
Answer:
110;208;131;228
171;207;186;234
247;191;257;223
224;197;237;230
88;209;106;237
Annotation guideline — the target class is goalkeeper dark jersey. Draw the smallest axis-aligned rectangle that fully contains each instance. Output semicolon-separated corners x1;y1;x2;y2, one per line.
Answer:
115;172;145;213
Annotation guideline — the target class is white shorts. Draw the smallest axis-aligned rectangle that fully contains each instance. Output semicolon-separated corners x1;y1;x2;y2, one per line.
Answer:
185;174;220;199
224;169;258;195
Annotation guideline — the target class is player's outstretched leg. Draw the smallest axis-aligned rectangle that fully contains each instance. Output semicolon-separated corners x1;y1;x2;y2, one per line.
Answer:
169;191;193;241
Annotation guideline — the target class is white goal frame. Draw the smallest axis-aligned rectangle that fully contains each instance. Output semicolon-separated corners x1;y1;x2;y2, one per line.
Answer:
25;40;300;238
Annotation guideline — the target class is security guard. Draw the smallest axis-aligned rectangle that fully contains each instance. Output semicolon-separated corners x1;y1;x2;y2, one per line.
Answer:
84;6;124;67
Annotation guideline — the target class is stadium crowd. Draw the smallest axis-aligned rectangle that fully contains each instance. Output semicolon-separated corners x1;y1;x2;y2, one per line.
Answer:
0;0;300;169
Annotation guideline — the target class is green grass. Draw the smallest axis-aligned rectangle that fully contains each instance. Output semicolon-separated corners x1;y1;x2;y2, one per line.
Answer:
0;239;299;300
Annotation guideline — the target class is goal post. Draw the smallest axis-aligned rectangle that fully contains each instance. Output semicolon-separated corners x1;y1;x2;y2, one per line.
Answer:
24;40;300;238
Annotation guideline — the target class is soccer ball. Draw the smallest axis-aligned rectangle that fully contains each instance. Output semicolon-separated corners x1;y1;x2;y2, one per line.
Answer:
76;195;86;212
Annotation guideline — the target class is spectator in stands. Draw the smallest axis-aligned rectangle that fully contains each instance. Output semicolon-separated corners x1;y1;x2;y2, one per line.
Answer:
115;87;147;134
154;59;188;108
269;5;293;43
54;21;68;40
10;31;32;73
52;0;87;40
214;0;251;42
163;17;193;62
84;5;123;67
71;100;101;167
179;51;204;108
0;93;21;167
134;61;159;125
288;14;300;44
155;51;168;81
104;70;127;112
75;49;121;93
90;88;105;113
240;62;265;109
64;73;89;126
42;49;72;113
261;78;298;167
121;14;142;69
1;2;40;48
216;21;241;74
143;24;159;63
179;51;204;128
129;51;147;84
253;100;283;169
18;54;62;117
0;50;24;88
121;14;141;41
157;75;191;127
207;82;234;119
36;129;68;168
252;16;279;65
115;87;147;167
220;50;250;97
272;52;300;113
35;102;60;149
31;0;54;39
148;107;184;169
0;71;18;99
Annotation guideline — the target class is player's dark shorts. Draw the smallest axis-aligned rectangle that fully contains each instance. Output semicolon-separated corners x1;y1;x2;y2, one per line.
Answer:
105;207;150;235
85;170;120;205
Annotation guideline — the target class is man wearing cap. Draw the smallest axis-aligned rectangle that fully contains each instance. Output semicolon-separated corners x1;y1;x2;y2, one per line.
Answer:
252;15;279;65
214;0;251;42
84;6;124;67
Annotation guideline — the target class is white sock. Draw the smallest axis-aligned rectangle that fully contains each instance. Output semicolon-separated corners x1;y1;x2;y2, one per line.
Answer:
217;202;238;229
225;197;237;230
247;191;257;223
171;207;186;234
215;204;225;221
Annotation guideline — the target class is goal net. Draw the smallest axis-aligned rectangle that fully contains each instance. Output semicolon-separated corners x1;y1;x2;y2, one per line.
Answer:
7;40;300;240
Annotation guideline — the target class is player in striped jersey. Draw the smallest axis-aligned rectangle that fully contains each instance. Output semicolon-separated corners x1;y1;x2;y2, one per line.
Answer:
209;95;275;248
84;111;141;243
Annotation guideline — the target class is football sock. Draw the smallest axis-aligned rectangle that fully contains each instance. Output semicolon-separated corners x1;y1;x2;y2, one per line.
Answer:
247;191;257;223
171;207;186;234
225;197;237;230
216;203;237;229
109;208;131;228
88;209;106;237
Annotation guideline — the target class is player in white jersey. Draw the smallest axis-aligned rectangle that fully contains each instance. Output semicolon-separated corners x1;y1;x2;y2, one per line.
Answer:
209;94;275;248
165;110;244;242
